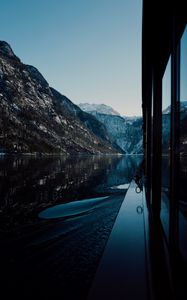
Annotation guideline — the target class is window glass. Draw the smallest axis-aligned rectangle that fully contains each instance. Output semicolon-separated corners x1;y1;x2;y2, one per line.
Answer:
179;26;187;263
161;57;171;239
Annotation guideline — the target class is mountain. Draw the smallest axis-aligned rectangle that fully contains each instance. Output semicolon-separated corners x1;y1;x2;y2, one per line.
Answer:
163;101;187;114
162;101;187;154
79;103;143;154
91;113;143;154
0;41;119;155
79;103;120;116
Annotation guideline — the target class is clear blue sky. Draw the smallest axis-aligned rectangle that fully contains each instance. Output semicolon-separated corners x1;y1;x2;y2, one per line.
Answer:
0;0;142;116
163;25;187;110
181;25;187;102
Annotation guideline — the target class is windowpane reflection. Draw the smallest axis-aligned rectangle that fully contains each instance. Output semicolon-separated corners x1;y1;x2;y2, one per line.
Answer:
161;57;171;239
179;26;187;263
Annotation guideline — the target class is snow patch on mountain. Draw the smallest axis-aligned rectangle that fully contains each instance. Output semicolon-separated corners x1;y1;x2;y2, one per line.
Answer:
79;103;120;116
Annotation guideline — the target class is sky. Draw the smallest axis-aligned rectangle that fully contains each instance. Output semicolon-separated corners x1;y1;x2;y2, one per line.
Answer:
162;57;171;111
0;0;142;116
181;25;187;102
163;24;187;111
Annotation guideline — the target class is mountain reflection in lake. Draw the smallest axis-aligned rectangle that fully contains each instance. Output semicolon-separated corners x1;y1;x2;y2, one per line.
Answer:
0;155;142;300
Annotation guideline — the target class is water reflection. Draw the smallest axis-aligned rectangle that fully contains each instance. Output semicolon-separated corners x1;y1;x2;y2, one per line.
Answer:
0;155;142;300
0;155;142;230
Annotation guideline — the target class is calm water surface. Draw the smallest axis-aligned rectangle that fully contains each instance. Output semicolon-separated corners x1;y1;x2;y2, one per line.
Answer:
0;154;142;299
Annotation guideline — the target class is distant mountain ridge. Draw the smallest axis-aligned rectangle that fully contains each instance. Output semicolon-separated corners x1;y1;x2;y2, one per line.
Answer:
79;103;120;116
79;104;143;154
0;41;120;154
162;101;187;154
163;101;187;114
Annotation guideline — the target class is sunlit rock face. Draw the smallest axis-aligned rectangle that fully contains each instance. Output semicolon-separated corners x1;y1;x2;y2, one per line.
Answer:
79;103;143;154
0;41;119;154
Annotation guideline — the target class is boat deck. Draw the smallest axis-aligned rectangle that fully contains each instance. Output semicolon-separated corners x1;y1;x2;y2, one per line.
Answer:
88;180;148;300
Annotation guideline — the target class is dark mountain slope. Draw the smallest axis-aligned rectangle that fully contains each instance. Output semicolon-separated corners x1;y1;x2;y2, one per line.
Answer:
0;41;119;154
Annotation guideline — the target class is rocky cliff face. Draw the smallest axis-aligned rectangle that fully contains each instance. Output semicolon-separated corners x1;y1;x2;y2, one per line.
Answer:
0;41;119;155
79;103;120;116
79;103;143;154
92;113;143;154
51;89;113;145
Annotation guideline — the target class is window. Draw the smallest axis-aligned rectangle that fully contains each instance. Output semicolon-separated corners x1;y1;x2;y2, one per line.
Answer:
161;57;171;239
179;26;187;263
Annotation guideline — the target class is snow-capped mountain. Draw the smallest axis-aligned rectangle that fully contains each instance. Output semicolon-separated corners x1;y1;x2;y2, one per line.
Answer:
79;103;143;154
0;41;120;155
163;101;187;114
79;103;120;116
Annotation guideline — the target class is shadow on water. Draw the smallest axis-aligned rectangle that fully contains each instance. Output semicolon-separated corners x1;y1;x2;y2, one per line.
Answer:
0;154;142;300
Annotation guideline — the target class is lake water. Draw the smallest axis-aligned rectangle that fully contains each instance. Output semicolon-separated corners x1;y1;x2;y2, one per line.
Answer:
0;154;142;299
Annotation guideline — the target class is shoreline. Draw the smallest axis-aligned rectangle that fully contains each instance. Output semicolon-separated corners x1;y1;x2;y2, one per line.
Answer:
0;152;143;157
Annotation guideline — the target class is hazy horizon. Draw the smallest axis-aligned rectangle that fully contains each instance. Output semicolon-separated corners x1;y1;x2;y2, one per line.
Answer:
0;0;142;116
